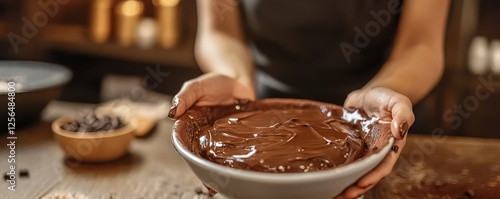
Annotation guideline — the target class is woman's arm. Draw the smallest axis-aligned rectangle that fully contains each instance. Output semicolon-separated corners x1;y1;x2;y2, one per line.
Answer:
364;0;450;103
168;0;255;118
340;0;450;198
195;0;255;93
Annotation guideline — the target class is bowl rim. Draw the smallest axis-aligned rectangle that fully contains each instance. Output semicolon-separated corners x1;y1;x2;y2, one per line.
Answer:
172;127;394;183
0;60;72;95
52;114;136;139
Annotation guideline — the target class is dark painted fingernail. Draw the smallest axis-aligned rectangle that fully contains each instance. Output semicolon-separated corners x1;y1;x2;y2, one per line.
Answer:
391;145;399;153
345;107;357;112
168;98;180;119
399;121;409;138
168;106;177;119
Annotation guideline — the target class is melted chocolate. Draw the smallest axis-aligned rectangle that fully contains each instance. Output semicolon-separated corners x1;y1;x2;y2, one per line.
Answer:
193;107;378;173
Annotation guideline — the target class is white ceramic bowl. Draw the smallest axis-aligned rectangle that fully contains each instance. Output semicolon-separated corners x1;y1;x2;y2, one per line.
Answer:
172;99;394;199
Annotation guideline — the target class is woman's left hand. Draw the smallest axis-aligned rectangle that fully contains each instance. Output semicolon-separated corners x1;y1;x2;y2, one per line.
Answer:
336;87;415;199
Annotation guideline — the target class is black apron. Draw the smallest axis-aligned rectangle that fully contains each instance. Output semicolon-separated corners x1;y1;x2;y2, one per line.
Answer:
239;0;402;104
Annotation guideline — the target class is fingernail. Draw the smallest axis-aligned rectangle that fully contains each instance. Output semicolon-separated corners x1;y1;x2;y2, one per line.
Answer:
168;106;177;119
345;107;357;112
399;121;409;138
359;183;373;189
391;145;399;153
168;98;179;119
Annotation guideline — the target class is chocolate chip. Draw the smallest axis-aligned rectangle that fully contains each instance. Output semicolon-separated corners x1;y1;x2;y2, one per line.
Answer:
103;123;112;131
62;123;78;132
3;173;9;180
85;114;96;124
91;120;105;130
102;116;111;124
61;111;126;133
110;117;119;128
76;115;86;124
19;169;29;178
78;124;90;132
465;189;475;198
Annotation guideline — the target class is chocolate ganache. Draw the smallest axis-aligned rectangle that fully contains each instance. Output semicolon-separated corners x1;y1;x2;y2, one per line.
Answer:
193;106;379;173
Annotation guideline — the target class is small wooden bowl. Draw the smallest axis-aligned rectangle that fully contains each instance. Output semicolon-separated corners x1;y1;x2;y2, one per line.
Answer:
52;115;136;163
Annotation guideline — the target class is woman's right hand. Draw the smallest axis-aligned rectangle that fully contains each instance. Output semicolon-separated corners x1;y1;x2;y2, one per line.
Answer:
168;72;256;119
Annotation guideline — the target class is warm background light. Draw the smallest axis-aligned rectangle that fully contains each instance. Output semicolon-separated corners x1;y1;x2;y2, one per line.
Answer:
116;0;145;46
153;0;180;7
120;0;144;17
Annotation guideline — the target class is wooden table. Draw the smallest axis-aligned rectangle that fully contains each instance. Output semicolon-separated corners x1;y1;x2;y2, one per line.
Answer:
366;133;500;199
2;102;499;199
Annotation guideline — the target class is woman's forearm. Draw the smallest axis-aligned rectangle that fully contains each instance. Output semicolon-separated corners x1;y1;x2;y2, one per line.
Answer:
195;0;255;91
363;0;449;104
364;44;444;103
195;31;255;90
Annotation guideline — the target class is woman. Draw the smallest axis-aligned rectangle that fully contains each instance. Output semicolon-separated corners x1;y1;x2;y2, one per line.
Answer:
169;0;449;197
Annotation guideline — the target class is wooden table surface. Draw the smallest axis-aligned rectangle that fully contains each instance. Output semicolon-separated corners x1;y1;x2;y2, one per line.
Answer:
2;102;499;199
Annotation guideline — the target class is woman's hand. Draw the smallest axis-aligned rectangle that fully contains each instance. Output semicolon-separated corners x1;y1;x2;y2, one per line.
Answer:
336;87;415;199
168;73;256;119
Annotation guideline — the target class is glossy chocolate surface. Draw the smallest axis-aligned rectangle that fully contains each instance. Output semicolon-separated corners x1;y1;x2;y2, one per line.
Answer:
196;108;378;173
173;99;392;174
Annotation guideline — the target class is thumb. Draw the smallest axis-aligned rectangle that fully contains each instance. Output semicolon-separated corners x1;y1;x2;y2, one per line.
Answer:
388;95;414;139
168;79;201;119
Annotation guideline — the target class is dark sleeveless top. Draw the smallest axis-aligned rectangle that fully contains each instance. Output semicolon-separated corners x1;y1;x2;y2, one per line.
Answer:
240;0;402;104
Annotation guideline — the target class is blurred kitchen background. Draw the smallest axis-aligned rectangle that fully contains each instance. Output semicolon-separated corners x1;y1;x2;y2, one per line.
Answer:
0;0;499;138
